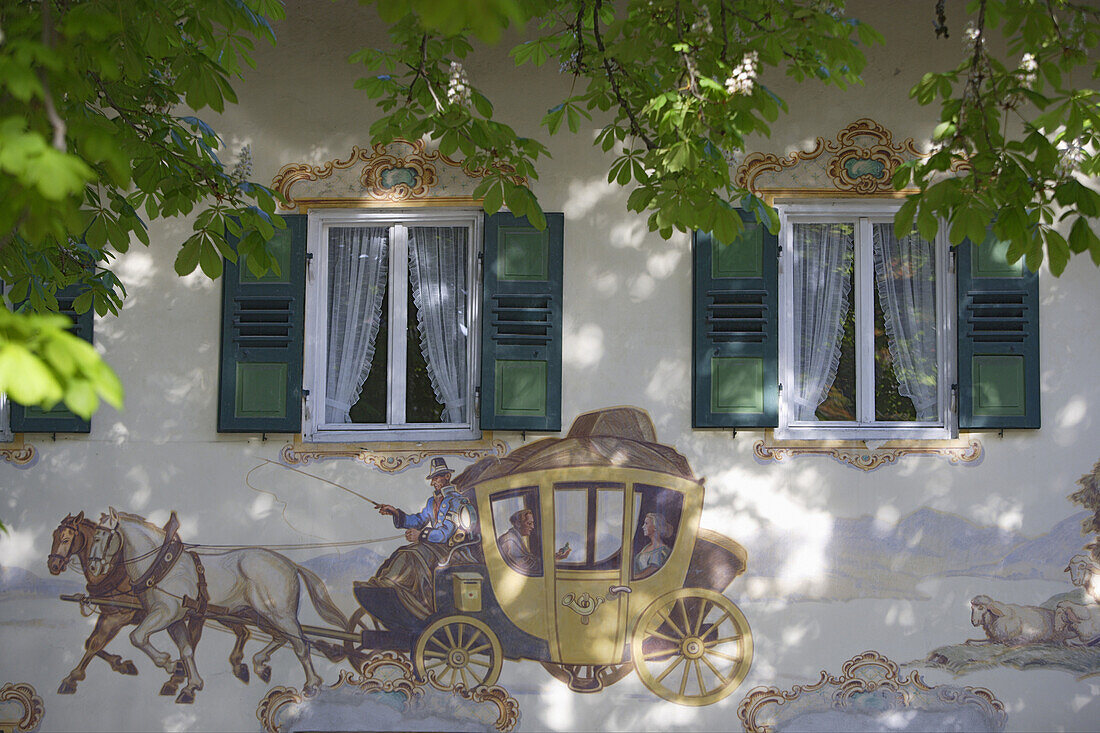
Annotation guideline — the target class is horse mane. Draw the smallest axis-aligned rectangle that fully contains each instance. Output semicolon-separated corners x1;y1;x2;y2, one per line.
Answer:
114;511;165;537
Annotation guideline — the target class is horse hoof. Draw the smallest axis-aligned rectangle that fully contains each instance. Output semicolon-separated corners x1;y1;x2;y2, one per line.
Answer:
57;681;77;695
160;682;179;696
234;664;250;684
120;661;139;676
175;690;195;704
258;666;271;683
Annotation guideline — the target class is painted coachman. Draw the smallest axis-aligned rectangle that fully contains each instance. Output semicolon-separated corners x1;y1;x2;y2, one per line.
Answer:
366;458;479;619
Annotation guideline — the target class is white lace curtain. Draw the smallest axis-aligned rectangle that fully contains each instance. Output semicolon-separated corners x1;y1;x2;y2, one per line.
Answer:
791;223;854;421
408;226;468;423
872;224;938;421
325;227;389;423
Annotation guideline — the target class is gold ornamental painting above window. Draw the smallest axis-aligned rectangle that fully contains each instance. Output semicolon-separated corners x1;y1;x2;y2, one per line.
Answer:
271;138;527;210
734;118;969;196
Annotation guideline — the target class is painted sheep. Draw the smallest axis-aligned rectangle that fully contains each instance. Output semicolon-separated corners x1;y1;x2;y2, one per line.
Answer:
1054;600;1100;646
1066;554;1100;604
967;595;1070;646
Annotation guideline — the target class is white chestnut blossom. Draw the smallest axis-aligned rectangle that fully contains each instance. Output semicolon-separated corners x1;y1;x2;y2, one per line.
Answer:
725;51;758;96
1057;137;1086;176
1017;52;1038;88
230;144;253;185
446;61;471;107
964;22;980;51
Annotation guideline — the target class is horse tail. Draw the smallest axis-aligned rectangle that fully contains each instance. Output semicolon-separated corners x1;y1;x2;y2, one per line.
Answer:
295;564;348;630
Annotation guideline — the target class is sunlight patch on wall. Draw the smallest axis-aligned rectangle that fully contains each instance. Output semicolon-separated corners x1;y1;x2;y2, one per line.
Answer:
563;177;617;220
646;248;683;279
250;492;275;520
562;322;604;369
1058;397;1088;429
629;273;656;301
538;679;574;730
969;495;1024;533
0;526;39;568
163;710;197;733
644;359;688;404
114;250;157;290
608;219;646;249
884;601;916;628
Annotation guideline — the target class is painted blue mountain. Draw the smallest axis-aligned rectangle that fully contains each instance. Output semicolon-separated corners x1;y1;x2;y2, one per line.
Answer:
956;511;1092;581
743;508;1090;600
0;564;82;598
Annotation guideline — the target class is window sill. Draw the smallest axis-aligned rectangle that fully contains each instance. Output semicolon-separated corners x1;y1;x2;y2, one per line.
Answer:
774;425;955;441
281;432;508;474
755;430;982;472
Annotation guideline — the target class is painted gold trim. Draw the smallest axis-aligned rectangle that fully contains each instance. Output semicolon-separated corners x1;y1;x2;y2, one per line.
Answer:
255;686;305;733
290;196;483;213
0;682;44;733
0;437;36;467
738;651;1006;733
272;139;526;211
735;118;970;197
281;434;509;473
754;431;982;472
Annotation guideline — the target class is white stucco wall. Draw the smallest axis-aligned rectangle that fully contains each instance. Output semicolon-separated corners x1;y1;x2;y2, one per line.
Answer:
3;2;1100;731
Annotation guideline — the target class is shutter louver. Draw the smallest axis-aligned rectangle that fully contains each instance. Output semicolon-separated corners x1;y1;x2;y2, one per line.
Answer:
10;286;92;434
956;236;1040;429
693;212;778;428
217;215;306;433
480;212;563;432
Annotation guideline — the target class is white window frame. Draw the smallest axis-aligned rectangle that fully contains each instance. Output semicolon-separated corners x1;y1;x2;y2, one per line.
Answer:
0;394;10;443
303;208;483;442
775;199;956;440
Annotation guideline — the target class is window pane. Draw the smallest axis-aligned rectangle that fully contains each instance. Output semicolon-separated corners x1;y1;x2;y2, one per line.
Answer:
406;284;445;423
593;488;624;570
631;484;683;580
872;224;938;422
328;226;389;425
491;487;542;576
790;222;856;422
554;487;589;568
406;226;469;424
348;289;387;423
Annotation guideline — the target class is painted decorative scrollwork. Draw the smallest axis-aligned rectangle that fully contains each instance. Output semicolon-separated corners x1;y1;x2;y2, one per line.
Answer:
0;682;44;733
735;118;969;195
737;651;1007;733
451;684;521;732
271;138;527;210
754;436;982;472
281;436;509;474
0;437;37;468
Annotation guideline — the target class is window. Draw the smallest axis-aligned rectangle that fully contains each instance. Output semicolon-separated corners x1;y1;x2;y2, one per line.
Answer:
777;201;954;439
217;208;564;437
631;484;683;580
692;205;1039;435
491;487;543;576
303;209;481;442
554;482;624;570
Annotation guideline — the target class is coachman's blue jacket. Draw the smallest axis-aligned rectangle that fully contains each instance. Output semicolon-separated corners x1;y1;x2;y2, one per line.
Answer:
388;485;476;544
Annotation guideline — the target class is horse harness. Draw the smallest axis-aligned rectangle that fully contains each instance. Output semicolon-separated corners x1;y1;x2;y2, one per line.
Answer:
122;514;213;627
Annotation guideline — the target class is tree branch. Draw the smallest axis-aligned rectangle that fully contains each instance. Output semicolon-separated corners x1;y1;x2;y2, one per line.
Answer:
39;0;67;151
592;0;655;150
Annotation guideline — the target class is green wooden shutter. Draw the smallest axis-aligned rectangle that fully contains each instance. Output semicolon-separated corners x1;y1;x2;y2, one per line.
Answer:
692;211;778;428
217;215;306;433
956;235;1040;429
480;211;563;432
10;286;93;433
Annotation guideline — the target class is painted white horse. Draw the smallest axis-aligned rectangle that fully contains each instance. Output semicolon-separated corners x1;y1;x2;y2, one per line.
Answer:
1067;554;1100;604
112;509;347;701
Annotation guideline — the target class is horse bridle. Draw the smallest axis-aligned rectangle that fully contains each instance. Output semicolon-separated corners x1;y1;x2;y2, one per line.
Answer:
49;516;89;567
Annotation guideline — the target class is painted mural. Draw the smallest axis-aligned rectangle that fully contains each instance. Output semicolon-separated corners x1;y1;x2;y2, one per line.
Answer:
912;457;1100;679
7;407;759;730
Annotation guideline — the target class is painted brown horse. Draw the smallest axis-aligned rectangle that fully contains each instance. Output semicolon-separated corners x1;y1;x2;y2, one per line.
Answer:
47;512;255;696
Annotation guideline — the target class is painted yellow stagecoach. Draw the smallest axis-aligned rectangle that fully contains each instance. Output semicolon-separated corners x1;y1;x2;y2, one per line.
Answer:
351;407;752;706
